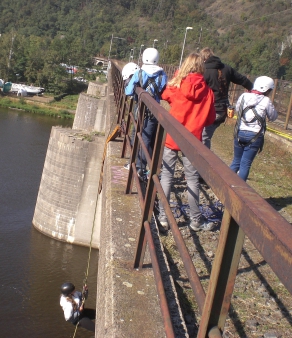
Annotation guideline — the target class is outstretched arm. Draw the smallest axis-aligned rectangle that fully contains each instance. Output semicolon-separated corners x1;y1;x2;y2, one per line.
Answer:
230;67;253;91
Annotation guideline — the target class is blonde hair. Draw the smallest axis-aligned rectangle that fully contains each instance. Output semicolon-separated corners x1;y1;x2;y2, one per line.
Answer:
168;53;204;88
200;47;214;62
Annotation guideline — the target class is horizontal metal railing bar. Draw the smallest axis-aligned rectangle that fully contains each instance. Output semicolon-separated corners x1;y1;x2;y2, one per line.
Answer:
116;64;292;291
153;174;206;313
111;61;292;336
144;219;175;338
134;89;292;294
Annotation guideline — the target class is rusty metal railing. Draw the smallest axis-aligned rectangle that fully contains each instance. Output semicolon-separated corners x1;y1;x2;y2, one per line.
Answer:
110;61;292;338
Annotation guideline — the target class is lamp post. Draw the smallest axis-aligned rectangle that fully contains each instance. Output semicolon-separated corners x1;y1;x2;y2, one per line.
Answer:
138;44;144;65
129;49;134;62
153;39;158;48
179;27;193;68
198;26;203;48
108;34;126;60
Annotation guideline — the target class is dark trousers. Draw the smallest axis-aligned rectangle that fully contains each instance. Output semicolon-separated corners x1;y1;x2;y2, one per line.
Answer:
76;308;96;332
136;117;158;169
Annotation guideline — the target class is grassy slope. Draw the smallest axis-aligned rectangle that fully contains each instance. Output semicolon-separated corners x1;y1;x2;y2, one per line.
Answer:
212;118;292;222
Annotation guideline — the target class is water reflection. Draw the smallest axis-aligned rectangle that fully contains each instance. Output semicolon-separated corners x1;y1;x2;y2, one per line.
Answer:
0;108;98;338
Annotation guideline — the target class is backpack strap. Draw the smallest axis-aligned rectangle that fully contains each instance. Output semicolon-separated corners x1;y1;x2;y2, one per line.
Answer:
138;69;162;99
138;69;143;88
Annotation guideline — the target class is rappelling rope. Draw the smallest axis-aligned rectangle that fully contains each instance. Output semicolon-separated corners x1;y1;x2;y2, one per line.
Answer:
71;110;122;338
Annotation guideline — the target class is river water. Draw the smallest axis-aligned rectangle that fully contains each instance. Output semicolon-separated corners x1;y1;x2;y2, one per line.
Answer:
0;107;98;338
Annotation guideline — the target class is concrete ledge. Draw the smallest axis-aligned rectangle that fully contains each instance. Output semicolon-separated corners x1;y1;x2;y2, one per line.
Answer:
96;139;165;337
96;73;165;337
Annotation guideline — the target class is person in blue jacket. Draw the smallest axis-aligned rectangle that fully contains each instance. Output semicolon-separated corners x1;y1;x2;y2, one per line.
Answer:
125;48;168;180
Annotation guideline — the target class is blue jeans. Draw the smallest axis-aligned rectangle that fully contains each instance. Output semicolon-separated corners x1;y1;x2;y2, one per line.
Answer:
136;117;158;169
230;130;264;181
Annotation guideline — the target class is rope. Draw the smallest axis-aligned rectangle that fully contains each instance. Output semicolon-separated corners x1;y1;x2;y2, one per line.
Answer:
71;66;125;337
71;121;121;338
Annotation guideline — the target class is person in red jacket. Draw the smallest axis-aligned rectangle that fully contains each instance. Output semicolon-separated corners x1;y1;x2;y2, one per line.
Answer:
158;52;216;232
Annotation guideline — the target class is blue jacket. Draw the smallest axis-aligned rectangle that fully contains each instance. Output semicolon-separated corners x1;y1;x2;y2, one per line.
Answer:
125;65;168;103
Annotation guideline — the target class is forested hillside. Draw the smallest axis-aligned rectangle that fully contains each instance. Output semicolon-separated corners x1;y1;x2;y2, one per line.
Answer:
0;0;292;92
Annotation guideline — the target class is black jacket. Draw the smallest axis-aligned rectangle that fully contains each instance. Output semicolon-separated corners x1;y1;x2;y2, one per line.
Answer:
203;56;253;108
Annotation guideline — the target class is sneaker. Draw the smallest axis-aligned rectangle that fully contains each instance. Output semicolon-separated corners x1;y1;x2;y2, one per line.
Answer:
158;216;169;233
189;217;215;232
137;168;147;181
123;162;130;170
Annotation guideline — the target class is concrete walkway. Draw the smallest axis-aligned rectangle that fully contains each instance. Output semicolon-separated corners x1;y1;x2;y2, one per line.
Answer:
96;90;166;337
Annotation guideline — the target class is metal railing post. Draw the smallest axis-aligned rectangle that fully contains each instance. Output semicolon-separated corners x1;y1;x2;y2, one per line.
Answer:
133;123;165;269
284;90;292;130
121;98;134;158
109;60;292;338
271;78;278;103
198;210;245;337
230;84;237;106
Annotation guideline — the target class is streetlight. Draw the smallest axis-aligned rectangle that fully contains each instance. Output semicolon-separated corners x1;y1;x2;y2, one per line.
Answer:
108;33;126;60
198;26;203;48
129;49;134;62
179;27;193;68
138;44;144;65
153;39;158;48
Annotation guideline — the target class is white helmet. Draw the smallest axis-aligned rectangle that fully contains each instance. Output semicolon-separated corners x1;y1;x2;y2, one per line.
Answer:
253;76;274;93
122;62;140;80
142;48;159;65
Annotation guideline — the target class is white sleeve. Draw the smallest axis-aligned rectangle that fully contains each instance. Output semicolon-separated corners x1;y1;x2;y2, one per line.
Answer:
265;98;278;122
235;94;244;112
60;296;73;321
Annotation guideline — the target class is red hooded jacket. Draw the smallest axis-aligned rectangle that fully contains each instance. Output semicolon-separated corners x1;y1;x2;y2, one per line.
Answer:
161;73;215;150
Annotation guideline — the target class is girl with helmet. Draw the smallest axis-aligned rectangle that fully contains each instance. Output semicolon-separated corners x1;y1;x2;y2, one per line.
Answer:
124;48;168;179
60;282;95;332
158;53;216;232
230;76;278;181
122;62;140;86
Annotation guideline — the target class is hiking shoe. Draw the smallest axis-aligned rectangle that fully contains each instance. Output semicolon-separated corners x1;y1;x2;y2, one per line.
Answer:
189;217;215;232
137;168;147;181
158;216;169;233
123;162;130;170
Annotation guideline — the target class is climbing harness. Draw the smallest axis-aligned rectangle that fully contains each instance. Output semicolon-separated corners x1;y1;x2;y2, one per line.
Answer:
234;96;266;152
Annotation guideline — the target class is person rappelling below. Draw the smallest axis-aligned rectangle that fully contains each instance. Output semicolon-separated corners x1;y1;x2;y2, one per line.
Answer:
60;282;96;332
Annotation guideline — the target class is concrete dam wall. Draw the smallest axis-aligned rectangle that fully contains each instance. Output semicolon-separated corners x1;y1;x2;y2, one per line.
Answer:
32;81;108;248
73;92;107;132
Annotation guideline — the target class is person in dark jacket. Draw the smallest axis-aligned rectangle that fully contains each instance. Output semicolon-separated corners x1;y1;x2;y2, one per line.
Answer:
200;47;253;149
